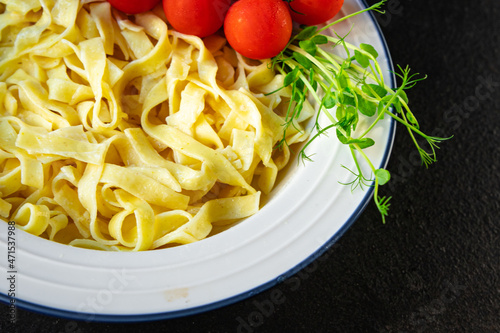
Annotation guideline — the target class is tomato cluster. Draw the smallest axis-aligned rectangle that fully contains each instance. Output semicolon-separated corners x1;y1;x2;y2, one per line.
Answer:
107;0;344;60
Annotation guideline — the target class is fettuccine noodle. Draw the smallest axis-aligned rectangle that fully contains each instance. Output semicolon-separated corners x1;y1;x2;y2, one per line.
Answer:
0;0;314;251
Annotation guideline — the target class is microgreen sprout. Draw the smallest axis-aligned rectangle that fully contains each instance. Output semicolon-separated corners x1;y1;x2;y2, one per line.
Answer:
269;0;450;222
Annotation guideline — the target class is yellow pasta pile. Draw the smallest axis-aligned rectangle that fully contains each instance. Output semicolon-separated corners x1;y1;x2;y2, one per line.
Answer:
0;0;314;250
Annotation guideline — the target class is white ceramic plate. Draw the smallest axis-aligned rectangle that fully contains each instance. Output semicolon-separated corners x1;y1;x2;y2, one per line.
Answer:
0;0;395;322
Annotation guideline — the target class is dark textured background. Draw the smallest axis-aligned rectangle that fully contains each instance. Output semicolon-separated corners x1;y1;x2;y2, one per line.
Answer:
1;0;499;332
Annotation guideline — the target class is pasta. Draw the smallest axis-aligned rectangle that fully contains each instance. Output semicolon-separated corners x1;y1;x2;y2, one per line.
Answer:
0;0;314;251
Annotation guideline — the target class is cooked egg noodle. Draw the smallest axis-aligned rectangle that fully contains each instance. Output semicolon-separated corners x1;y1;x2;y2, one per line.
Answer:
0;0;314;250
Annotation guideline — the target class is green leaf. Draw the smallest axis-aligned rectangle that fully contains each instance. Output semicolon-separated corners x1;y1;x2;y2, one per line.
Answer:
295;26;317;41
295;78;305;91
375;168;391;185
348;138;375;149
323;95;336;108
284;68;299;87
360;43;378;58
354;50;370;68
406;110;419;128
336;105;345;122
341;90;355;106
337;106;357;131
362;83;387;98
311;35;328;44
337;73;349;90
397;89;409;104
380;95;393;105
292;89;302;102
294;52;312;69
309;67;317;91
345;104;358;119
393;98;403;113
299;40;317;56
377;101;386;118
357;96;377;117
357;138;375;149
336;128;349;144
310;79;318;91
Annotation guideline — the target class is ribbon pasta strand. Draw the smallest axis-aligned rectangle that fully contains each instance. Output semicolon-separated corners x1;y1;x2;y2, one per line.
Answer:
0;0;314;251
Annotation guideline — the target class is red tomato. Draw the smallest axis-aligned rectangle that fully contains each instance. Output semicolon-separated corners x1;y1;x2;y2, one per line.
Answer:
224;0;292;60
107;0;161;14
163;0;232;38
289;0;344;26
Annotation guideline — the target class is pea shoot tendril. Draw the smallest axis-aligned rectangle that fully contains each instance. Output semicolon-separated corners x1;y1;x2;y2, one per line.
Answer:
269;0;451;223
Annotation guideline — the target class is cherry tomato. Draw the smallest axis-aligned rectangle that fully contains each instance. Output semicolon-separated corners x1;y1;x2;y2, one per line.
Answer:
289;0;344;26
107;0;161;14
224;0;292;60
163;0;232;38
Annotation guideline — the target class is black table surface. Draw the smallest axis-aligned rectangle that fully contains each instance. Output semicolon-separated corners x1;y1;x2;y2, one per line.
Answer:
1;0;499;332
